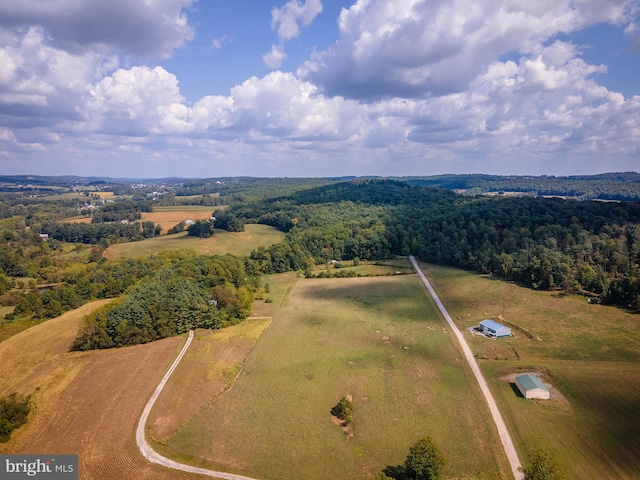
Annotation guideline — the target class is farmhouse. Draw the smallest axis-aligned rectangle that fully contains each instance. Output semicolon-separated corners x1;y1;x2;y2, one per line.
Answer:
479;319;511;338
515;374;550;399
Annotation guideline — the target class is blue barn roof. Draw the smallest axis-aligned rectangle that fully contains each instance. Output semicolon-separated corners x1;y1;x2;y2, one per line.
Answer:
479;319;508;331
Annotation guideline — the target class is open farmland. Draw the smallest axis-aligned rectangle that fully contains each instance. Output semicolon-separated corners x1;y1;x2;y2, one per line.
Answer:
140;205;220;232
0;301;198;480
104;224;285;260
161;274;512;480
418;262;640;479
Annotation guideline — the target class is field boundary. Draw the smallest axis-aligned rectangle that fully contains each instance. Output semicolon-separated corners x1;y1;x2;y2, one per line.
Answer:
136;330;259;480
410;256;523;480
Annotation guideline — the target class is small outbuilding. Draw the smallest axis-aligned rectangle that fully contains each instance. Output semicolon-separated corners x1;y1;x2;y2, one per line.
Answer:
515;374;550;400
479;319;511;338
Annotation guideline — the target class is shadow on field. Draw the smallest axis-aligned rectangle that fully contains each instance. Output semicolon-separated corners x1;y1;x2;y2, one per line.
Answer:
299;277;399;297
299;280;429;321
509;382;524;398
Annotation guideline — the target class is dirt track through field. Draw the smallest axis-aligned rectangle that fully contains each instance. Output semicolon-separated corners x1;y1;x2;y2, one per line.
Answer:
136;329;259;480
410;256;523;480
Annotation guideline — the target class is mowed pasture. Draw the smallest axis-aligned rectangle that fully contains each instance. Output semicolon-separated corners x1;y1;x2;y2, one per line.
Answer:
104;224;285;260
418;262;640;479
161;274;512;480
0;301;199;480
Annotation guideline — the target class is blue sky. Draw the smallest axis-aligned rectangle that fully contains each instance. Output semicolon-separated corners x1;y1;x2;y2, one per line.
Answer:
0;0;639;178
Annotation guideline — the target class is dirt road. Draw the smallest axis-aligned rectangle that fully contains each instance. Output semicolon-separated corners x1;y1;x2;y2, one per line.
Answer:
409;256;523;480
136;329;259;480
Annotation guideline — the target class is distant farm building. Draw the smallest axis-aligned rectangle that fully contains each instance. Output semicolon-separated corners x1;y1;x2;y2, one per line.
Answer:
515;374;550;400
479;319;511;338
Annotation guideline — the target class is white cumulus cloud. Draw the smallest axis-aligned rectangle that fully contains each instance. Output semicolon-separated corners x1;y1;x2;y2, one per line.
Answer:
264;0;323;69
263;44;288;69
270;0;323;41
299;0;636;99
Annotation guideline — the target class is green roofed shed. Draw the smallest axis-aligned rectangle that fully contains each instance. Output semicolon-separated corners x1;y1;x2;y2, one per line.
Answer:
515;373;550;400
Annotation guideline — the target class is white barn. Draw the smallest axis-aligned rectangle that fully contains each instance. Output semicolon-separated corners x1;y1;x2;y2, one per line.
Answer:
479;319;511;338
515;374;550;400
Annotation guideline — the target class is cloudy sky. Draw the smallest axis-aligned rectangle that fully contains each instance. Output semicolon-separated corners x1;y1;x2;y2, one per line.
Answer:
0;0;639;178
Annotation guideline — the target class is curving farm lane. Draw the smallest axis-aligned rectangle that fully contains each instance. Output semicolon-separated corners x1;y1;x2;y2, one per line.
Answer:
136;329;259;480
409;256;523;480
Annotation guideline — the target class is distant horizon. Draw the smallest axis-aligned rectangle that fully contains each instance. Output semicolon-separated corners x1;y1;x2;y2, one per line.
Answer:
2;171;639;182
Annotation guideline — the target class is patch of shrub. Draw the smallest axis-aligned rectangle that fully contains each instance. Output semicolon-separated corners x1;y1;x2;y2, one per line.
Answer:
0;392;32;443
331;396;353;425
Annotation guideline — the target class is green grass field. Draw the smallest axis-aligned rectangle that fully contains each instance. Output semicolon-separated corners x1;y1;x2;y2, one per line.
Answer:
103;224;285;260
312;258;415;277
161;274;511;480
150;205;220;213
418;262;640;479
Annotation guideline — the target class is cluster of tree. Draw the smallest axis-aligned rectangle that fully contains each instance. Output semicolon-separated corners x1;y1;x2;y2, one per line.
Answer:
41;220;162;244
0;223;61;278
519;450;566;480
212;209;244;232
0;195;85;223
187;219;214;238
72;254;254;350
0;392;31;443
156;193;227;207
85;198;153;223
376;437;445;480
3;255;164;321
10;284;84;320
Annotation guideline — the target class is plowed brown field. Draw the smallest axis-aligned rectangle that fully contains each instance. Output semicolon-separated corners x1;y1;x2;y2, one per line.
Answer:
140;209;214;233
0;301;205;479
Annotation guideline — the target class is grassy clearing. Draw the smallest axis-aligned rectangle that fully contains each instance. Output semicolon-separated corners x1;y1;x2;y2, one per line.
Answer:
0;301;196;480
104;224;285;260
313;258;415;277
61;215;92;223
162;275;511;480
418;262;640;479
